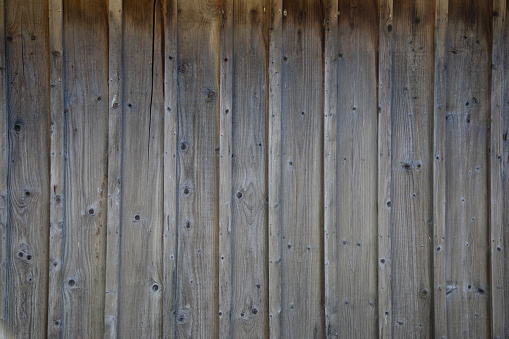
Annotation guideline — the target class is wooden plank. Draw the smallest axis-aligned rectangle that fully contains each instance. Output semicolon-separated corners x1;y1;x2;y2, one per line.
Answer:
326;0;379;336
268;0;283;337
163;0;178;337
104;0;123;337
503;3;509;338
61;1;109;337
230;0;269;337
280;0;324;336
391;0;434;336
0;0;7;336
377;0;393;337
491;0;506;337
323;0;337;336
444;0;492;337
117;0;164;337
218;0;233;336
47;0;64;336
432;0;448;337
175;0;220;337
5;0;50;336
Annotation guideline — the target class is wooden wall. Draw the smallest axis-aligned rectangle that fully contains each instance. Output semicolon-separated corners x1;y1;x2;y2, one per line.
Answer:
0;0;508;338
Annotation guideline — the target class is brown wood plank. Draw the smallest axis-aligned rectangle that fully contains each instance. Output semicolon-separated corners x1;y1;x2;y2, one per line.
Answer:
219;0;233;336
503;2;509;337
327;0;379;336
432;0;448;336
47;0;64;336
163;0;178;337
175;0;221;337
5;0;50;336
444;0;492;337
391;0;435;336
280;0;324;336
117;0;164;336
230;0;269;337
378;0;393;337
104;0;123;337
492;0;507;337
268;0;283;337
0;0;7;336
61;1;109;337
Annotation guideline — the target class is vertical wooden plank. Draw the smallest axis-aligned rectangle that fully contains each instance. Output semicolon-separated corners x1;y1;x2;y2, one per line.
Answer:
432;0;448;337
175;0;220;337
378;0;393;337
327;0;379;336
118;0;164;337
268;0;282;337
219;0;233;336
444;0;492;337
5;0;50;336
104;0;123;337
0;0;7;335
491;0;506;337
503;3;509;337
47;0;64;336
280;0;324;337
391;0;435;336
230;0;269;337
323;0;337;336
163;0;178;337
61;1;109;337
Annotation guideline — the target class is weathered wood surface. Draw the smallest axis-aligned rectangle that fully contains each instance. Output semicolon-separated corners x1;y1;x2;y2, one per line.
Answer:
0;0;506;337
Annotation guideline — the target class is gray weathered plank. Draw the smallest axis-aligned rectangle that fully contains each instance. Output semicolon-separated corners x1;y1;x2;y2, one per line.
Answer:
175;0;221;337
268;0;283;337
163;0;178;337
0;0;7;335
61;1;109;337
219;0;233;336
445;0;492;336
5;0;50;336
503;2;509;337
280;0;324;336
231;0;269;337
377;0;393;337
432;0;448;336
104;0;123;337
391;0;434;336
117;0;164;336
327;0;379;336
47;0;64;336
491;0;506;337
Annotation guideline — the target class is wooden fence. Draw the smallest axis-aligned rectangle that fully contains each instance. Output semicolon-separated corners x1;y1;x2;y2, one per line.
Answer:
0;0;508;338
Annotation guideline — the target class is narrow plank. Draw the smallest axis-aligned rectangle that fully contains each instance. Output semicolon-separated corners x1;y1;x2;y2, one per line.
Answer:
104;0;123;337
268;0;283;337
491;0;506;337
377;0;393;337
163;0;178;337
432;0;448;336
117;0;164;337
47;0;64;336
391;0;435;336
175;0;221;337
329;0;379;336
280;0;324;336
5;0;50;336
61;1;109;337
0;0;8;335
444;0;492;336
219;0;233;336
503;2;509;337
231;0;269;337
323;0;338;336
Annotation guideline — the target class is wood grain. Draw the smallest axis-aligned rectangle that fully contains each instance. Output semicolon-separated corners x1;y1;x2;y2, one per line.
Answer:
445;0;492;337
280;0;324;336
5;0;50;336
391;0;434;336
0;0;7;335
175;0;221;337
117;0;164;336
503;2;509;337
